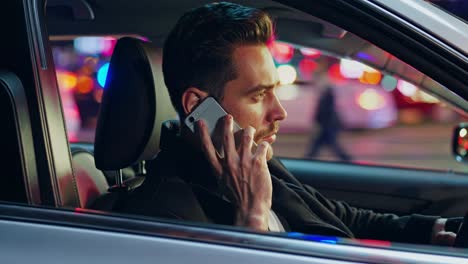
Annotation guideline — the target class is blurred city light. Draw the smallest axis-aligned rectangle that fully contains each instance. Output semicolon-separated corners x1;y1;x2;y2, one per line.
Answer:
277;64;297;85
328;63;346;82
397;80;417;96
460;128;467;138
277;84;299;101
56;70;77;91
53;47;79;68
359;66;382;85
97;62;110;88
74;37;115;55
299;47;321;58
356;52;376;62
298;59;317;80
101;37;117;56
357;88;386;110
381;75;398;91
411;90;440;103
340;59;365;79
269;42;294;63
76;75;94;94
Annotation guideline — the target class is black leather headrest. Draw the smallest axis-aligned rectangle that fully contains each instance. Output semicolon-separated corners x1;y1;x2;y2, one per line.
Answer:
94;37;177;170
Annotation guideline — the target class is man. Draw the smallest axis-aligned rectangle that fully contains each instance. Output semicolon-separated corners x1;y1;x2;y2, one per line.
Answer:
118;2;460;245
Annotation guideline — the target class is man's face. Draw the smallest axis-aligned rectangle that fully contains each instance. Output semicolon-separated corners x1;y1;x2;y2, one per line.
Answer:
221;45;288;160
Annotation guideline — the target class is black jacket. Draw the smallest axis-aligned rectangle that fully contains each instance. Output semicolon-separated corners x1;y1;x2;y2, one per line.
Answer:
116;129;442;244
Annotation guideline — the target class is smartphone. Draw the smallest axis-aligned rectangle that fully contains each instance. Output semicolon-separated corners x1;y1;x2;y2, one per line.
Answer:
184;97;255;157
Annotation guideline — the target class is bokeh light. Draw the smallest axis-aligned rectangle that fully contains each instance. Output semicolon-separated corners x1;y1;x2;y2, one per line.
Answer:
97;62;110;88
359;66;382;85
460;128;467;138
381;75;398;91
101;37;117;56
277;64;297;85
397;80;417;96
340;59;365;79
328;63;346;83
80;57;98;75
56;71;77;91
300;47;321;58
357;88;386;110
269;42;294;63
411;90;440;103
277;85;299;101
356;52;375;62
298;59;317;80
74;37;116;55
76;75;94;94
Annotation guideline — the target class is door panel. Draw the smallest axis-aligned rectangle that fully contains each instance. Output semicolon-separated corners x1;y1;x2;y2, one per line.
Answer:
281;158;468;217
1;203;466;263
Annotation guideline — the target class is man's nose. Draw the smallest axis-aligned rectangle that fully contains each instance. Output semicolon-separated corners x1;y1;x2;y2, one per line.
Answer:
269;94;287;122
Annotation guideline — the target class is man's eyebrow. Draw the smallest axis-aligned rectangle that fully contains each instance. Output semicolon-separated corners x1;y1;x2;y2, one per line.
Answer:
246;81;281;93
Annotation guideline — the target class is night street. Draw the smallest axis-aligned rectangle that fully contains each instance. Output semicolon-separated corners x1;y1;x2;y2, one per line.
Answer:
275;122;468;173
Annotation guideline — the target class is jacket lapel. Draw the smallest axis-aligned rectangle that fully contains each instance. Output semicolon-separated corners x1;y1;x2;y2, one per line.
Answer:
269;158;354;238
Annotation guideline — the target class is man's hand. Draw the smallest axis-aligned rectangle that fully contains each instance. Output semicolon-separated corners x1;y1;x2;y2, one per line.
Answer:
431;218;457;246
197;115;272;231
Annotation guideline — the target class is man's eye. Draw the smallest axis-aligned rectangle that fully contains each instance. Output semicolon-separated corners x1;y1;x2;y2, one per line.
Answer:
253;92;266;101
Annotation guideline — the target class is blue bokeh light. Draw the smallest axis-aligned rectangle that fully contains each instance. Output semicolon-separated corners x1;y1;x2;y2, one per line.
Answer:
97;62;110;88
287;232;338;244
356;52;375;62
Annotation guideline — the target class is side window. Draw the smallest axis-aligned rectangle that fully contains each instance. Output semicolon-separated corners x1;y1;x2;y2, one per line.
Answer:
269;40;467;172
50;34;467;173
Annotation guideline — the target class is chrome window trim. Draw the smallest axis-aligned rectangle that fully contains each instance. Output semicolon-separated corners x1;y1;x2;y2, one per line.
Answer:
368;0;468;56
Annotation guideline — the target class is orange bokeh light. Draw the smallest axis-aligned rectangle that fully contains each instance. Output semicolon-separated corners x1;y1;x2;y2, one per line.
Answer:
56;71;77;91
359;71;382;85
76;75;94;94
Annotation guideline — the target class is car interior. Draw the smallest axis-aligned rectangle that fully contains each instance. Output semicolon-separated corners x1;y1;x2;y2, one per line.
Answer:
1;0;468;247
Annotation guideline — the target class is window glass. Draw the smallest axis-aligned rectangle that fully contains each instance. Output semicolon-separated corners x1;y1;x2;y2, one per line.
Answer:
51;35;467;174
269;41;468;172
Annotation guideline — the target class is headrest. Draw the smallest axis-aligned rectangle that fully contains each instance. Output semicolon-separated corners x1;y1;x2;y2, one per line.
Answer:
94;37;177;170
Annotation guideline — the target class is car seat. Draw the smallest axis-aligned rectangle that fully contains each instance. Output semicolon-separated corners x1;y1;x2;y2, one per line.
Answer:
92;37;177;210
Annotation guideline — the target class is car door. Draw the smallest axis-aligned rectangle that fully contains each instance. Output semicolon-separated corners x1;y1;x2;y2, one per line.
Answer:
44;0;468;220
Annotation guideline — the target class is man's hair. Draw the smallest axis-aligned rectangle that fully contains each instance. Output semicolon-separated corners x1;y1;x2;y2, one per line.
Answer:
162;2;274;117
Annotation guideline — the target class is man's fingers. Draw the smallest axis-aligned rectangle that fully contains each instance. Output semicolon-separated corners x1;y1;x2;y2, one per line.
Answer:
223;115;238;168
197;120;222;175
254;141;269;161
240;126;255;162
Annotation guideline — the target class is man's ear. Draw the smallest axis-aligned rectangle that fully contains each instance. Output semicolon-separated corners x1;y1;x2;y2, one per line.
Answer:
181;87;208;115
